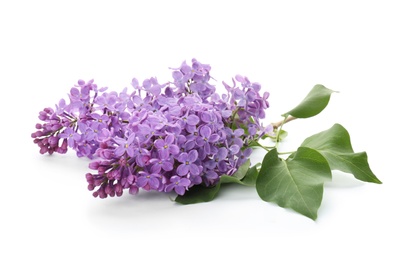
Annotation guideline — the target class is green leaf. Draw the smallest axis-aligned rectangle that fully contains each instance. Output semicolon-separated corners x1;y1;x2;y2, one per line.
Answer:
174;183;221;204
175;175;245;204
241;163;260;186
300;123;382;184
256;147;332;220
282;84;336;118
268;129;288;142
232;159;250;180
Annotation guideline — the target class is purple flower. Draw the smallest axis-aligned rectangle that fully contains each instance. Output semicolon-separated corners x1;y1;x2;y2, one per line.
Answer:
237;148;253;167
154;134;180;159
150;157;174;173
134;138;151;167
188;114;200;125
196;125;220;154
165;176;191;195
76;140;93;158
202;170;219;186
177;150;200;176
205;147;228;172
226;128;245;147
114;133;136;157
199;109;223;131
142;78;162;96
185;124;199;141
58;127;81;148
91;113;109;127
180;113;200;126
33;59;271;200
136;172;161;190
131;78;141;91
69;86;90;102
94;93;117;111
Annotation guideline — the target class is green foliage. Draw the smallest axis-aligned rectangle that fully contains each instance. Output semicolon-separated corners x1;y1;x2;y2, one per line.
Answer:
256;148;332;220
268;129;288;142
300;124;381;183
283;84;335;118
174;175;243;204
241;163;260;186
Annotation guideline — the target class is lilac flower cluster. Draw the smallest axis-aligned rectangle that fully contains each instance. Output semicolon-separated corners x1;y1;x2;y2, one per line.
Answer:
32;59;270;198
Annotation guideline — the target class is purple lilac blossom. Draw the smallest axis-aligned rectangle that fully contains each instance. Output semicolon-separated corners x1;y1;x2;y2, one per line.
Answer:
32;59;270;198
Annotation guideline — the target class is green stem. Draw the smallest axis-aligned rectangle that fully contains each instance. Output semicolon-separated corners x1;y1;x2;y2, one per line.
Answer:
248;141;271;152
278;151;296;155
274;115;288;149
229;108;240;128
272;115;296;130
257;143;271;152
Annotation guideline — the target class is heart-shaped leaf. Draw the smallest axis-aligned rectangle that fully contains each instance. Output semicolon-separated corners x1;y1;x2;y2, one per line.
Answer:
241;163;260;186
256;147;332;220
283;84;335;118
300;123;381;184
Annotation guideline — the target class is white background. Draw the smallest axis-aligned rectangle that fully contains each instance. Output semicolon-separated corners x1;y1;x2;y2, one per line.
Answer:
1;0;407;259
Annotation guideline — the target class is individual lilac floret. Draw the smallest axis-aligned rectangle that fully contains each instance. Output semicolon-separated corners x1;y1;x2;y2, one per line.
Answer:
154;135;179;159
114;133;136;157
165;176;191;195
150;157;174;173
136;172;162;191
177;150;201;176
196;125;220;154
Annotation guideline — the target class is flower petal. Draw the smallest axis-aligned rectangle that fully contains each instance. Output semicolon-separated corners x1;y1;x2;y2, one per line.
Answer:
159;149;169;160
229;144;240;155
149;178;160;190
174;186;186;195
150;164;161;174
154;139;165;149
195;137;205;147
204;170;218;180
165;134;175;144
177;164;189;176
186;114;200;125
243;147;253;157
179;178;191;186
169;144;180;155
165;183;175;193
172;71;183;80
205;160;216;170
177;152;188;163
136;177;148;188
217;161;228;172
200;125;211;138
216;147;228;160
204;143;211;155
131;78;139;89
188;150;198;162
126;147;135;157
189;163;200;175
208;134;219;143
234;128;245;137
115;146;125;157
200;111;212;123
185;140;196;151
162;161;173;171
